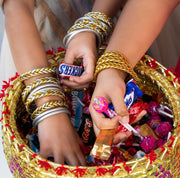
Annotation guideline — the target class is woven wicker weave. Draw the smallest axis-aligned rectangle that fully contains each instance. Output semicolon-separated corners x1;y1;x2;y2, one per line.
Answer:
1;52;180;177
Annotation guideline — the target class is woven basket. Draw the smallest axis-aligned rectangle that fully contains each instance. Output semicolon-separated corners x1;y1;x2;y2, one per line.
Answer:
1;52;180;178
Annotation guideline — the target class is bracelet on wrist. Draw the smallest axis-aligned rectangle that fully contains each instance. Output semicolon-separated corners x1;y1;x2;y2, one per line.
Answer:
94;51;138;81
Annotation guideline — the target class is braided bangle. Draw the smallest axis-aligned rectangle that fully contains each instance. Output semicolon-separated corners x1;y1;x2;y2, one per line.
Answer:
33;107;71;129
84;12;113;29
31;100;69;119
26;88;66;113
20;67;56;81
22;77;59;102
63;11;113;48
94;51;138;81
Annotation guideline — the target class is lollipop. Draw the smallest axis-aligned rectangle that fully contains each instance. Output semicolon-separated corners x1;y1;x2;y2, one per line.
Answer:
92;96;143;139
92;96;116;118
92;96;109;113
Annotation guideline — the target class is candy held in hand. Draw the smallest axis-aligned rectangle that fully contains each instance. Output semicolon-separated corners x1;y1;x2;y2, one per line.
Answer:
92;96;116;118
93;96;143;140
109;79;144;111
58;62;83;78
92;96;108;113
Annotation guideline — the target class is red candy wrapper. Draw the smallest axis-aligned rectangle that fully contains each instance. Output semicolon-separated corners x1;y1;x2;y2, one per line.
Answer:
129;101;149;123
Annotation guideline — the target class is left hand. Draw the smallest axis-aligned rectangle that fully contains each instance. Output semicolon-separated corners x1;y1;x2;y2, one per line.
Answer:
61;32;97;89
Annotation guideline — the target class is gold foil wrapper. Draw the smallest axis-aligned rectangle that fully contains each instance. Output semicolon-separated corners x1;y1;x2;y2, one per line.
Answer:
139;123;158;139
90;129;115;160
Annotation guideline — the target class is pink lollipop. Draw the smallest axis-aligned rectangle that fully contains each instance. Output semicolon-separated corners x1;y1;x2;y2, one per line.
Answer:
92;96;109;113
92;96;143;140
92;96;116;118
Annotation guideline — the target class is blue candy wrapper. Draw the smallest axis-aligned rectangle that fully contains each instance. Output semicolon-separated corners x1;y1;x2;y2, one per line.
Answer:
109;79;143;111
59;62;83;78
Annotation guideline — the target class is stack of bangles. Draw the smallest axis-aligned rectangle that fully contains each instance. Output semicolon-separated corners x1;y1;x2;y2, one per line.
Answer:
20;67;70;129
63;11;114;48
94;51;138;81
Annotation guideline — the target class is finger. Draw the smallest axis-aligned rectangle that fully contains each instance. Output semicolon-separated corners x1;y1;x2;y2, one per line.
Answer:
111;89;129;123
131;110;147;124
113;131;132;144
61;79;89;89
89;103;119;130
65;152;80;166
93;122;100;136
76;152;87;166
54;152;64;164
39;147;53;160
63;49;75;64
69;73;94;85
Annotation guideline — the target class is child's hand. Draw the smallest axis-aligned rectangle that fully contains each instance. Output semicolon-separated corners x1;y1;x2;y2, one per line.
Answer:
89;68;130;144
61;32;97;89
38;113;86;166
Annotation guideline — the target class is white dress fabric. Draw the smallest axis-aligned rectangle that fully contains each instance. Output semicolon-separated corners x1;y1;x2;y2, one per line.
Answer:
0;31;17;87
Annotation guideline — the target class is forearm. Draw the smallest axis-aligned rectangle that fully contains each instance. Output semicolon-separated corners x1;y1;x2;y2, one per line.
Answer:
4;0;48;75
92;0;125;18
4;0;59;105
106;0;179;67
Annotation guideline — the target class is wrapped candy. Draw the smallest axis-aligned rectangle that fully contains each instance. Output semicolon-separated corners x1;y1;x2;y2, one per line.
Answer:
140;136;157;153
147;115;161;130
154;121;172;139
147;101;173;118
78;114;96;146
128;101;149;124
58;62;83;78
138;124;158;139
147;101;160;116
90;129;116;160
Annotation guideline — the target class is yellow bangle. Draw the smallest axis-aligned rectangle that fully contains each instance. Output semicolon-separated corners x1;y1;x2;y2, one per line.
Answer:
25;89;66;113
20;67;56;81
94;51;138;81
22;76;59;103
31;100;69;119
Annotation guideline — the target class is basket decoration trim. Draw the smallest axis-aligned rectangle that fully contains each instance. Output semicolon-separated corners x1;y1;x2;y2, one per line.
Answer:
1;49;180;177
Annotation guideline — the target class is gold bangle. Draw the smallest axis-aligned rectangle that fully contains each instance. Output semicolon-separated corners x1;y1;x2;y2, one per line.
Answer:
25;89;66;113
64;11;114;48
84;11;114;29
20;67;56;81
22;77;59;103
31;100;68;119
94;51;138;81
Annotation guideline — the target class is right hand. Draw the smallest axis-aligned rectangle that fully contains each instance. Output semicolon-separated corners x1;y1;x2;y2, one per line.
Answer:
89;68;131;144
38;113;86;166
